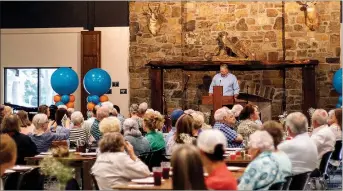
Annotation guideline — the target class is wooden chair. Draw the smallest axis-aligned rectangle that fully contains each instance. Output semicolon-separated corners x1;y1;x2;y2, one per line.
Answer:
16;167;44;190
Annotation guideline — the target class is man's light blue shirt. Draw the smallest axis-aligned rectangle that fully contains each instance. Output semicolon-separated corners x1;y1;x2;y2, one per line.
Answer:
209;73;240;96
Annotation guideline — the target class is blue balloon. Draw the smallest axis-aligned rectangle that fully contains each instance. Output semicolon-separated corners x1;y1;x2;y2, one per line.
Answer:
336;103;342;108
87;96;92;103
97;103;102;107
83;68;111;96
332;68;342;94
56;102;64;106
51;67;79;95
61;95;70;104
91;95;100;104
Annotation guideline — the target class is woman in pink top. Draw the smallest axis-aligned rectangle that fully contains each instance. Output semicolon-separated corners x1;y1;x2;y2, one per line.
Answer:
17;110;35;135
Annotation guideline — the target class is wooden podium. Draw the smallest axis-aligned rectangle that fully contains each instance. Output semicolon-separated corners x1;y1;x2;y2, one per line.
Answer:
202;86;234;112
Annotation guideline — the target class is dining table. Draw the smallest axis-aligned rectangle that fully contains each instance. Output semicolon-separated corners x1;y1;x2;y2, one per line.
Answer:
112;168;245;190
25;152;97;190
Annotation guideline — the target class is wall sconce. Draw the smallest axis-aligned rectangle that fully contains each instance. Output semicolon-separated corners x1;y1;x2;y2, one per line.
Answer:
297;1;319;31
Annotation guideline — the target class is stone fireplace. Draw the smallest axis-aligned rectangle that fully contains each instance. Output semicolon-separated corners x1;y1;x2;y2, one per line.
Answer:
129;1;341;119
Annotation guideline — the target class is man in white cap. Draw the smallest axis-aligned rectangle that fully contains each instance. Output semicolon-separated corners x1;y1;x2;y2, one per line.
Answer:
197;129;237;190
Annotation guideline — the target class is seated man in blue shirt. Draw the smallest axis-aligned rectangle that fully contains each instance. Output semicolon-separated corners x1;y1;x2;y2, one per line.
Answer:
213;107;243;148
209;64;240;98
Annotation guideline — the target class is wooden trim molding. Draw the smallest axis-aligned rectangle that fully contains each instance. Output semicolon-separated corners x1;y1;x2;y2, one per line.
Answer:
81;31;101;116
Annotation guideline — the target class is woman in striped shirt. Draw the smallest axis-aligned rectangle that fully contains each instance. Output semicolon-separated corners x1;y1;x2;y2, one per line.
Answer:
29;113;70;153
69;111;88;148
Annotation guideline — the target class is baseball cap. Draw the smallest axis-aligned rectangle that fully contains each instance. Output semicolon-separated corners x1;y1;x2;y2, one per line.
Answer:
197;129;227;154
170;109;184;121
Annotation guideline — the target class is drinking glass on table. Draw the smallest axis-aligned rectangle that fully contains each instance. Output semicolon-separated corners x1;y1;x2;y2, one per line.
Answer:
152;167;162;186
161;162;171;179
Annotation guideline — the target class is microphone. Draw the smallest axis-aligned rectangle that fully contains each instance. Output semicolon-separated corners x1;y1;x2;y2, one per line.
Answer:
219;80;221;86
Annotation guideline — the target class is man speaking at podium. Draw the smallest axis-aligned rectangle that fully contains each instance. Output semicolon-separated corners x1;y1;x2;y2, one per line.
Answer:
209;64;240;98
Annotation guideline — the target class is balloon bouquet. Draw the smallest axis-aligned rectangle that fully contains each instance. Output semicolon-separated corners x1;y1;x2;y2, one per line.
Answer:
83;68;112;112
51;68;79;108
332;68;342;108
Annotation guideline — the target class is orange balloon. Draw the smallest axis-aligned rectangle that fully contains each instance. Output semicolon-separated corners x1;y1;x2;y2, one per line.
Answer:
54;95;61;102
69;95;75;102
99;95;109;102
66;102;74;108
87;102;95;111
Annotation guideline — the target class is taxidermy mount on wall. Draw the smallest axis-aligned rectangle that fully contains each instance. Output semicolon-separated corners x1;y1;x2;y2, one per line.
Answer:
142;3;167;36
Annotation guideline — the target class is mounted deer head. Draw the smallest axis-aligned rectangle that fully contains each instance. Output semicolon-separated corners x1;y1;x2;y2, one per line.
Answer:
142;3;166;36
296;1;319;31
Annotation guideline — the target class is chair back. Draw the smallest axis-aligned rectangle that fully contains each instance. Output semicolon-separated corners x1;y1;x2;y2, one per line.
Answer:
289;172;311;190
331;140;342;160
319;151;333;175
282;176;292;190
65;178;80;190
17;167;45;190
3;172;21;190
91;173;100;190
148;148;167;170
268;182;284;190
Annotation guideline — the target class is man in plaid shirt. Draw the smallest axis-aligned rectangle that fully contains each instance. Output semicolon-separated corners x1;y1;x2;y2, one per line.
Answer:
213;107;244;148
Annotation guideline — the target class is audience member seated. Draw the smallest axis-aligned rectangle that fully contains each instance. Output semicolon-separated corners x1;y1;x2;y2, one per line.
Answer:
69;111;88;148
197;129;237;190
50;108;69;133
190;111;206;137
29;113;70;152
130;104;144;132
166;114;196;155
38;105;52;127
171;144;207;190
143;112;166;152
145;109;164;131
3;106;13;117
238;130;292;190
237;104;261;144
278;112;318;175
137;102;148;118
231;104;244;130
67;108;75;119
102;101;116;116
1;114;37;164
91;132;150;190
165;109;184;143
328;108;342;141
99;117;121;135
17;110;35;135
310;109;336;165
213;108;243;148
90;106;110;142
84;107;97;138
48;105;58;121
0;134;17;190
113;105;125;127
123;118;151;155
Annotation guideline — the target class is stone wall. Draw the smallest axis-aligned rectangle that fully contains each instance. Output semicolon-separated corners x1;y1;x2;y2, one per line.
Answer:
129;1;341;118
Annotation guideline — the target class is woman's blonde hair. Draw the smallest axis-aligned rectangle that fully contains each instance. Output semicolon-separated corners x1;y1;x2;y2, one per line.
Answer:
143;111;164;131
190;111;205;130
99;117;121;134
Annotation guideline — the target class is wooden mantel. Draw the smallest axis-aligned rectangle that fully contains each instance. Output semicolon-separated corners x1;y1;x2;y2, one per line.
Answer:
146;60;319;119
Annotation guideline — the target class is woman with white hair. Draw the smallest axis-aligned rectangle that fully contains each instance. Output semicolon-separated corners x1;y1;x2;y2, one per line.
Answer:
123;118;151;155
129;104;144;133
238;130;292;190
138;102;148;117
99;117;121;134
28;114;70;153
69;111;88;148
91;132;150;189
